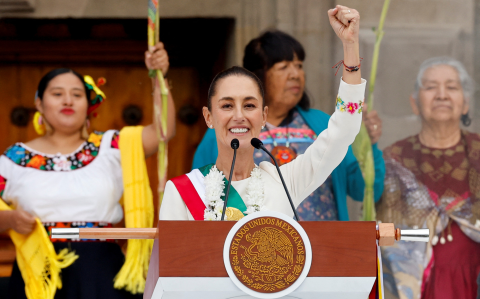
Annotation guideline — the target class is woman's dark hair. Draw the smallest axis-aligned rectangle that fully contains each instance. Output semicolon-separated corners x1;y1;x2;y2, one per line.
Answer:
37;68;90;100
207;66;265;110
243;30;310;110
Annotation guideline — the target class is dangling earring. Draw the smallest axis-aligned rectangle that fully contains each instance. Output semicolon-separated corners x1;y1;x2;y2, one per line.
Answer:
81;119;90;140
33;111;46;136
262;125;265;129
461;112;472;127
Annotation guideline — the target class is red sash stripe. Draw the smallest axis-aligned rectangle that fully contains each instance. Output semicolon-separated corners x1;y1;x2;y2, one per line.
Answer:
171;174;206;220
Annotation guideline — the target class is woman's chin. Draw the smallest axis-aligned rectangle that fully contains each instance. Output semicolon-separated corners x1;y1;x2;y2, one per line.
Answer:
52;123;85;134
427;113;459;123
226;133;254;147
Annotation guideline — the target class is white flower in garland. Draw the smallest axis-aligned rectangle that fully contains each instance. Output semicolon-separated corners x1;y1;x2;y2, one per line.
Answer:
243;166;265;215
203;164;265;220
204;165;226;221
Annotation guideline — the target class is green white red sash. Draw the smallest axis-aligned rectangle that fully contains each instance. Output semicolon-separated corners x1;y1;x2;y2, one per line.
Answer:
170;164;247;220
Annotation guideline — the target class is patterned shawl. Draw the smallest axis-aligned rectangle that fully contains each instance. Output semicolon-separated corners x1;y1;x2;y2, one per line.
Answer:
376;131;480;299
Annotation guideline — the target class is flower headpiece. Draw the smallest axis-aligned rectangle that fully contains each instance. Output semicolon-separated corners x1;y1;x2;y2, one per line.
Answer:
84;76;106;115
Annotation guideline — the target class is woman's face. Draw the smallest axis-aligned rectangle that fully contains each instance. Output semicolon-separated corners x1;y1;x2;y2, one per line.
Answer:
36;73;88;134
203;75;267;151
411;65;468;125
264;56;305;109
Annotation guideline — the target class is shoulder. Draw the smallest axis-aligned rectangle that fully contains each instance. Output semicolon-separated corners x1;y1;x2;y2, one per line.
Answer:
462;130;480;144
3;143;26;163
89;130;120;150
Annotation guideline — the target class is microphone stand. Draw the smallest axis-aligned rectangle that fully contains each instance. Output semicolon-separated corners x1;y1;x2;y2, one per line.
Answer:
251;138;300;221
221;139;239;220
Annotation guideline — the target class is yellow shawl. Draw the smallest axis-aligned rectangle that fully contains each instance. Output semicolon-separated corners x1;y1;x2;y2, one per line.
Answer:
114;126;154;294
0;201;78;298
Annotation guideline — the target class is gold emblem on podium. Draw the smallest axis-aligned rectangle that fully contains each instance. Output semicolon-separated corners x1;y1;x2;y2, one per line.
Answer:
225;207;245;221
229;216;306;293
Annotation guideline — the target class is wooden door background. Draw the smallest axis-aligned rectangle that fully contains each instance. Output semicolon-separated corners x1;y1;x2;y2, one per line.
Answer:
0;18;233;277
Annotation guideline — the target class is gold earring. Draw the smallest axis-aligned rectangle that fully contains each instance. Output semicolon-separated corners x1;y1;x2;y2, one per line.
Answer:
33;111;46;136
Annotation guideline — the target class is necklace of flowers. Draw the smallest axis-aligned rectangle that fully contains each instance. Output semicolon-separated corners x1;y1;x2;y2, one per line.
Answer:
203;164;265;221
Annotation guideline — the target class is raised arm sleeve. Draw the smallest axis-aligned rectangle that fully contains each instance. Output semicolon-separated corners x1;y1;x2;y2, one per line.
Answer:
279;78;366;206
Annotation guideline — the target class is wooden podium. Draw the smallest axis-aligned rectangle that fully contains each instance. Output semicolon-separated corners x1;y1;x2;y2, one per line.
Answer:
144;220;377;299
52;218;428;299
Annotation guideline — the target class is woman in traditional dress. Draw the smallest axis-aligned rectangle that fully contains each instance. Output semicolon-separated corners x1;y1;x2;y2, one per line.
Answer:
0;42;175;299
160;5;366;221
376;57;480;299
192;29;385;221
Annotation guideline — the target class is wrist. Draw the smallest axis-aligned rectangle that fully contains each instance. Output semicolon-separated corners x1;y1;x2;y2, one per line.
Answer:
342;43;360;66
342;39;359;47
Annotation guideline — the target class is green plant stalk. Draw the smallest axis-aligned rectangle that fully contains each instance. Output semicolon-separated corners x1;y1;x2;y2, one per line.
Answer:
152;1;169;204
352;0;391;221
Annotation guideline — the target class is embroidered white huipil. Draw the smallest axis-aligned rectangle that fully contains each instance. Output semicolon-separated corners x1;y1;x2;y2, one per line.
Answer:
0;130;124;223
160;78;366;220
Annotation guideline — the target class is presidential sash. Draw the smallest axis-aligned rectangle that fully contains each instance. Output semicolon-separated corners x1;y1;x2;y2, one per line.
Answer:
170;164;247;220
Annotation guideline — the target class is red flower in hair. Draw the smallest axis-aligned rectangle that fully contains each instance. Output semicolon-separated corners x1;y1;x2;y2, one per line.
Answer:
97;77;106;86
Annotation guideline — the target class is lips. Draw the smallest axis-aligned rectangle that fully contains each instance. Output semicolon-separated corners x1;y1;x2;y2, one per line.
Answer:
288;86;301;93
61;108;75;115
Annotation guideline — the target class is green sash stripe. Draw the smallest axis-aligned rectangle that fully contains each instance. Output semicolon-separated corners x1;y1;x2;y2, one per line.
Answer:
198;164;247;215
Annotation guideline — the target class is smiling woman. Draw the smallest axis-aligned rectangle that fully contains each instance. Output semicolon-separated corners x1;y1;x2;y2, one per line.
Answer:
193;14;387;222
160;5;368;222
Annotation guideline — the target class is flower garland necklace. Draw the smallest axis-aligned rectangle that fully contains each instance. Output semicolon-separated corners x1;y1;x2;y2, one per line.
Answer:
203;165;265;221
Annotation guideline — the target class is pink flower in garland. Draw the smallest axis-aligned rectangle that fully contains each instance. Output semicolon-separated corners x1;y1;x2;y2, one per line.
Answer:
346;102;359;114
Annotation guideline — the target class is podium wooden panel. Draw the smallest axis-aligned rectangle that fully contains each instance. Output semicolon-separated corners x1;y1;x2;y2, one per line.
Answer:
145;220;377;299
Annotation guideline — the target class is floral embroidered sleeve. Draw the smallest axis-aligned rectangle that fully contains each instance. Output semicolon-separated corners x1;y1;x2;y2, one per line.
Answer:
111;131;120;149
0;175;6;198
335;96;364;114
280;78;366;206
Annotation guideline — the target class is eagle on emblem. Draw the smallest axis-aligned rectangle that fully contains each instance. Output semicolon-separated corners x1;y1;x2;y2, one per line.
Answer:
245;227;294;267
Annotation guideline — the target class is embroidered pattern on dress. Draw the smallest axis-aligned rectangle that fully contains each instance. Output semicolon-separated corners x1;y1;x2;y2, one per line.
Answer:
4;131;106;171
111;131;120;149
0;175;6;197
43;221;114;242
259;128;317;143
336;96;363;114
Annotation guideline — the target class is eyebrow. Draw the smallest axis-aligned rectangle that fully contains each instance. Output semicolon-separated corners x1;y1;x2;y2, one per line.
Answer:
423;79;459;84
219;96;259;101
49;87;84;91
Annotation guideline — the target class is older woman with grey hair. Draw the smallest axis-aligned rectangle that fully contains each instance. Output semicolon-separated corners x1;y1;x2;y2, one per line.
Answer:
376;57;480;299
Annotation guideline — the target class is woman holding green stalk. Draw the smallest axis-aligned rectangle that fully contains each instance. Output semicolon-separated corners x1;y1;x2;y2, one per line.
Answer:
193;5;385;221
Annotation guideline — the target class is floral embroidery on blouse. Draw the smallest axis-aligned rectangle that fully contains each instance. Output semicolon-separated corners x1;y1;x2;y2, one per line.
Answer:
336;96;363;114
3;131;107;171
111;131;119;149
0;175;6;197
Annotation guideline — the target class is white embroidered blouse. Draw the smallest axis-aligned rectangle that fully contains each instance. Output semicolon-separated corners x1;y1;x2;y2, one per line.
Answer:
0;130;124;223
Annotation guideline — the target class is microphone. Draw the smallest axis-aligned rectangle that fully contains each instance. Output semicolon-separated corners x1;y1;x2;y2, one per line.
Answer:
221;138;239;220
251;138;299;221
